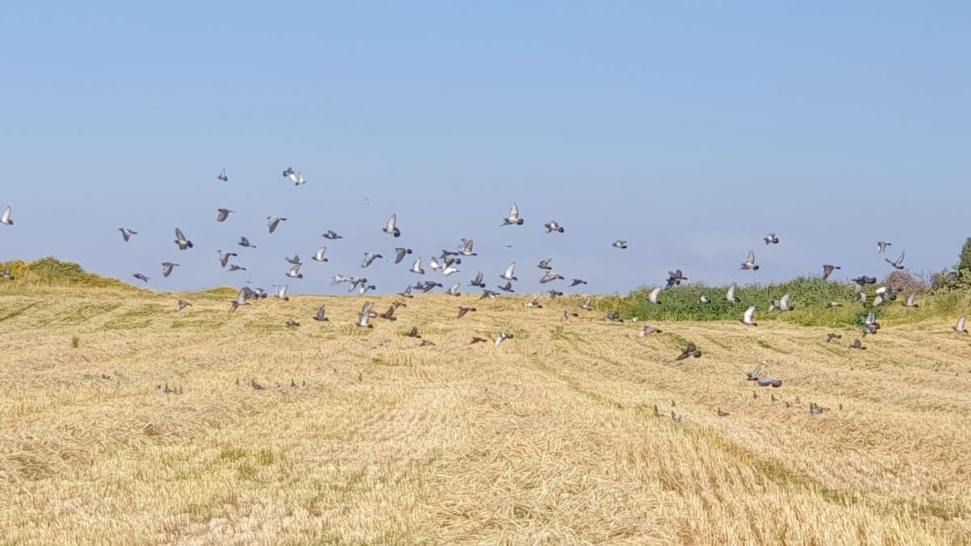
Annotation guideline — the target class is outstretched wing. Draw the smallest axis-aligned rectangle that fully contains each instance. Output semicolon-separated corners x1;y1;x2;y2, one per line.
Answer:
386;214;397;233
175;228;186;242
743;306;756;323
746;250;756;264
509;202;519;218
504;262;516;278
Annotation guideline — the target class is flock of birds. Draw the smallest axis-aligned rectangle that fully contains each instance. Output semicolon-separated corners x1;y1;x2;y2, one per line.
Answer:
2;173;969;417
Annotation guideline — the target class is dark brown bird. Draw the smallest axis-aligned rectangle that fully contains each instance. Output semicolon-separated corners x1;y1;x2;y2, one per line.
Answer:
404;327;421;338
676;342;701;361
470;336;489;344
457;306;476;319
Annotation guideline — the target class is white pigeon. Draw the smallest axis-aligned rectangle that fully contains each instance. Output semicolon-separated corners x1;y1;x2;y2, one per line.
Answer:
726;283;739;303
647;287;661;304
383;213;400;237
500;262;518;281
275;285;289;301
955;316;968;334
741;306;757;326
442;263;461;276
447;283;461;296
288;171;306;186
286;264;303;279
357;302;374;328
740;251;759;271
501;203;524;226
312;248;328;262
495;332;513;347
411;258;425;275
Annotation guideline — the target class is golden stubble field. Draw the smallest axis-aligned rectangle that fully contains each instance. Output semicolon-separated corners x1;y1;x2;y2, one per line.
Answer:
1;286;970;545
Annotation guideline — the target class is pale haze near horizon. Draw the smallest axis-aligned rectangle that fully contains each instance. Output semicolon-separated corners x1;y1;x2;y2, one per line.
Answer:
1;2;968;295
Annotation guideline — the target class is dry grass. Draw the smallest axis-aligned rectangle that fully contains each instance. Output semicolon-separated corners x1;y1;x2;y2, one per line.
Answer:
1;285;970;545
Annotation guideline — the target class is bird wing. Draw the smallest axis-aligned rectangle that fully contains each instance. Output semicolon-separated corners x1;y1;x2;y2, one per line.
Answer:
896;252;905;266
504;262;516;278
2;206;10;223
509;202;519;219
649;287;660;302
289;264;302;275
386;214;397;232
175;228;185;242
743;306;756;323
463;239;474;253
746;250;756;264
726;284;736;301
358;303;373;326
780;294;790;308
958;316;967;331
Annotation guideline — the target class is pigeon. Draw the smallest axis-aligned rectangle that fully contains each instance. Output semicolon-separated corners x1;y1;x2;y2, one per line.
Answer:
357;302;375;328
176;300;192;311
943;271;960;284
501;203;524;226
470;336;488;344
447;283;461;296
544;221;564;233
275;285;290;301
480;290;498;300
228;264;246;272
174;228;193;250
647;287;661;305
361;253;383;268
698;295;710;304
442;262;461;276
743;364;763;381
851;276;878;291
322;230;343;240
288;172;306;186
877;241;892;253
0;206;11;226
253;288;267;299
457;306;476;319
605;311;623;323
217;168;228;182
826;301;842;308
267;216;287;234
286;264;303;279
313;306;329;322
161;262;179;278
612;240;627;249
676;342;701;361
826;333;842;342
822;264;841;280
562;310;578;321
394;247;412;264
498;281;515;293
495;332;514;347
358;283;376;296
238;236;256;248
404;327;421;338
849;339;866;350
217;250;237;268
459;239;477;256
286;319;301;327
726;283;740;303
955;316;968;334
378;305;397;321
570;279;588;287
854;292;868;304
810;402;828;415
740;251;759;271
419;340;436;347
548;289;564;299
670;410;683;423
0;266;13;280
903;293;918;308
118;228;137;242
312;248;329;262
639;326;662;337
537;259;552;270
216;208;233;222
741;306;757;326
717;409;730;417
428;257;442;272
133;273;150;283
285;254;301;265
756;376;782;388
886;252;906;270
665;270;687;288
763;233;780;245
653;405;665;418
768;293;791;312
383;213;401;237
398;285;414;298
524;298;543;308
579;296;593;310
540;272;564;284
410;258;425;275
500;262;518;281
418;281;442;293
872;294;885;308
282;167;295;178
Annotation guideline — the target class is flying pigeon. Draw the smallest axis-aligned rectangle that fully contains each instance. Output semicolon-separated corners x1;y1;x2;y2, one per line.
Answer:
524;298;543;308
217;250;237;268
428;257;442;271
285;254;301;265
378;305;397;321
740;251;759;271
877;241;892;253
118;228;137;242
447;283;461;296
579;297;592;310
665;269;687;288
282;167;295;178
312;248;328;262
358;283;376;296
176;300;192;311
675;342;701;361
457;306;476;319
133;273;150;283
286;264;303;279
741;306;757;326
404;327;421;338
725;283;740;303
217;168;228;182
548;289;564;299
763;233;780;245
903;293;918;308
537;259;552;270
238;236;256;248
544;221;564;233
216;209;233;222
398;285;414;298
0;266;13;281
826;333;842;342
563;310;578;321
267;216;287;234
500;262;518;281
717;409;730;417
955;316;968;334
394;247;412;264
288;172;305;186
498;281;515;293
460;239;477;256
383;213;400;237
501;203;524;226
480;290;498;299
886;252;906;270
161;262;179;278
647;287;661;305
768;293;791;312
849;339;866;350
174;228;193;250
612;240;627;249
286;319;300;327
362;253;383;269
442;262;461;276
410;258;425;275
540;272;564;284
639;326;662;337
570;279;587;287
322;230;343;240
357;302;375;328
470;336;488;344
822;264;841;280
228;264;246;272
495;332;514;347
275;285;290;301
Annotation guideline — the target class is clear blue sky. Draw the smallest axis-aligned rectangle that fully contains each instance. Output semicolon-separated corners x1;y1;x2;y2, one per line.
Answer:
1;2;968;295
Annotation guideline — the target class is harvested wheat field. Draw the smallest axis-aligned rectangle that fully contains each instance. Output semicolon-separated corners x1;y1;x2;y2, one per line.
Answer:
2;284;971;545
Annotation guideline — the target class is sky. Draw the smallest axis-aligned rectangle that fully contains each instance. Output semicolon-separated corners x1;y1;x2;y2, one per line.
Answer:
1;2;969;295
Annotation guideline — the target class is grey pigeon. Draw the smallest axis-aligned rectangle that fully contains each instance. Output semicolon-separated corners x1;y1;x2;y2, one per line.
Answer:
763;233;780;245
665;269;687;288
877;241;891;253
498;281;515;293
540;272;564;284
161;262;179;278
217;250;237;268
570;279;587;287
176;300;192;311
886;252;906;270
676;342;701;361
228;264;246;272
849;339;866;350
612;240;627;249
357;302;375;328
740;251;759;271
174;228;193;250
459;239;477;256
133;273;150;283
322;230;343;239
544;221;564;233
267;216;287;234
394;247;412;264
238;236;256;248
537;259;552;270
500;203;524;226
361;253;383;269
903;293;918;308
726;283;740;303
826;333;842;342
119;228;137;242
457;306;476;319
822;264;840;280
0;266;13;280
383;214;400;237
217;168;228;182
469;271;485;287
216;208;233;222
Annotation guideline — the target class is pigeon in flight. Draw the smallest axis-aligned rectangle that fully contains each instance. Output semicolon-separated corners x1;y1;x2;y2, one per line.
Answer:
741;306;757;326
216;209;233;222
312;248;328;262
358;283;376;296
826;333;842;342
647;287;661;305
570;279;588;287
849;339;866;350
457;306;476;319
133;273;150;283
357;302;375;328
562;310;578;321
404;327;421;338
540;272;564;284
822;264;840;280
665;270;687;288
675;342;701;361
217;250;237;268
537;259;552;270
0;266;13;281
176;300;192;311
275;285;290;301
768;293;791;312
394;247;412;264
544;221;564;233
469;272;485;287
903;293;918;308
810;402;828;415
612;240;627;249
501;203;524;226
460;239;477;256
580;297;592;310
756;375;782;388
548;289;564;299
398;285;414;298
410;258;425;275
428;257;442;272
285;254;301;265
524;298;543;308
498;281;515;293
378;305;397;321
442;262;461;276
362;253;383;269
763;233;780;245
288;172;306;186
500;262;518;281
726;283;740;303
228;264;246;272
495;332;514;347
161;262;179;278
282;167;295;178
955;316;968;334
286;264;303;279
447;283;461;296
877;241;892;253
639;326;662;337
238;236;256;248
480;289;498;299
740;251;759;271
886;252;906;270
383;214;401;237
322;230;343;240
267;216;287;234
0;205;12;226
118;228;137;242
698;295;710;304
217;168;228;182
174;228;193;250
